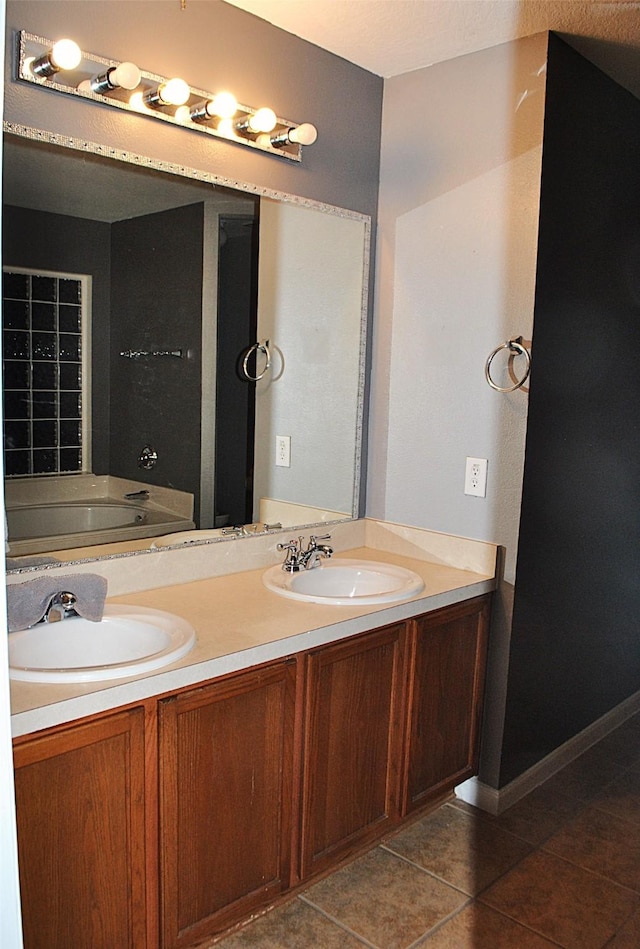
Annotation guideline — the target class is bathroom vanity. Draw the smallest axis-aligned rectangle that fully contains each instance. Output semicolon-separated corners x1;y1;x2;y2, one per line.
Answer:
10;527;495;949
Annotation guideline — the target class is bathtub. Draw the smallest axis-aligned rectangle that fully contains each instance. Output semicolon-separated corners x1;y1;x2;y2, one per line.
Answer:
6;500;195;556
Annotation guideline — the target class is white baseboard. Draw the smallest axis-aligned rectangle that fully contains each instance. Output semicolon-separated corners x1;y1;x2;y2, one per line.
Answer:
456;688;640;815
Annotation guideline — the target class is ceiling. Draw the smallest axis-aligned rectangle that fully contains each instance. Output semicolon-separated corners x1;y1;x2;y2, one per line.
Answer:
224;0;640;97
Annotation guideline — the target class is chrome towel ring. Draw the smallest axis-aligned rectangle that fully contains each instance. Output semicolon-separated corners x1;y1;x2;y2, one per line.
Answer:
241;339;271;382
485;336;531;392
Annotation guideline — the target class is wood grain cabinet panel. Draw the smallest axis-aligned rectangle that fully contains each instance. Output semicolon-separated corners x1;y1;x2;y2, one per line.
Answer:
402;595;490;814
12;594;491;949
300;623;407;878
158;660;297;949
13;707;147;949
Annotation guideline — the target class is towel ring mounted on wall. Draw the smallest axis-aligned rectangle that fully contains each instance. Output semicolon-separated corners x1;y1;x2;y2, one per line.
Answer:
485;336;531;392
241;339;271;382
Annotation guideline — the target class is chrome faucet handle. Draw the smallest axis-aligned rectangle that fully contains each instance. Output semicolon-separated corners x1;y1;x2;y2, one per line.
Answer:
45;591;77;623
308;533;331;546
277;538;303;572
277;538;300;552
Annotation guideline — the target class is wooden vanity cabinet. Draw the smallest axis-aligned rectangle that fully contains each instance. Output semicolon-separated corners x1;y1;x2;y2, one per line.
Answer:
12;592;491;949
402;595;490;814
158;659;297;949
299;622;407;879
13;706;148;949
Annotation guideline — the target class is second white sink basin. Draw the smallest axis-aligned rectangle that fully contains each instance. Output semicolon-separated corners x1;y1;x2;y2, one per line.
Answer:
263;559;424;606
9;605;196;683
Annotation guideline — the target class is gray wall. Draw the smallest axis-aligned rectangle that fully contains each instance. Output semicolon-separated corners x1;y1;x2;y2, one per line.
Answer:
4;1;382;216
370;34;547;789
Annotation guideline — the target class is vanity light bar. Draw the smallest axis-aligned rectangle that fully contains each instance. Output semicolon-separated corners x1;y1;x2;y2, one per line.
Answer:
15;31;317;163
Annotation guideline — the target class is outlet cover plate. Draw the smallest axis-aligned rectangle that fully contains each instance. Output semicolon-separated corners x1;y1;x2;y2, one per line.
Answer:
464;457;487;497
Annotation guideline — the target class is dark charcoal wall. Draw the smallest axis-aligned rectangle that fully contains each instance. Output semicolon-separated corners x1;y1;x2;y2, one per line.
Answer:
499;34;640;786
110;204;204;521
2;205;111;472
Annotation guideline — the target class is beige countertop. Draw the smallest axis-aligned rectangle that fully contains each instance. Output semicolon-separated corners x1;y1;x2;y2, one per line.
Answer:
10;539;495;738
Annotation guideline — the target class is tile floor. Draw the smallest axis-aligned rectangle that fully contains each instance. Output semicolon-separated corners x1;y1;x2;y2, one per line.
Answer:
211;713;640;948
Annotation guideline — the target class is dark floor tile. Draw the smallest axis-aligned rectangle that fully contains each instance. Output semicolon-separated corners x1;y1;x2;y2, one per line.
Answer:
543;805;640;891
302;846;466;949
418;902;561;947
452;782;582;845
592;770;640;826
384;802;532;895
604;905;640;947
481;849;639;949
207;897;367;948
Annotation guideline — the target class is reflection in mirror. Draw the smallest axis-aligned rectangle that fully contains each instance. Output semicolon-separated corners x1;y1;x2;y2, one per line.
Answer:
2;129;369;569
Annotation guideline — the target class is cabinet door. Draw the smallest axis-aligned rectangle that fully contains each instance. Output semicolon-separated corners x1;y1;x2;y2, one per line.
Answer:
13;707;147;949
300;623;407;879
159;660;296;949
403;595;490;814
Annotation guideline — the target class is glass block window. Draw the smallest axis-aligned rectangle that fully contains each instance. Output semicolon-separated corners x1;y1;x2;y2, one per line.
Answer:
2;268;90;477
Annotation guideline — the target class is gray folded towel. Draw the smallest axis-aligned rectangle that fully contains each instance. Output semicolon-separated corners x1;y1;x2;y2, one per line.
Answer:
6;573;108;633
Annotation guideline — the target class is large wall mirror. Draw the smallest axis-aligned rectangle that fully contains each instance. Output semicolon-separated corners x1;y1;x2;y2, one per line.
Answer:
2;127;369;569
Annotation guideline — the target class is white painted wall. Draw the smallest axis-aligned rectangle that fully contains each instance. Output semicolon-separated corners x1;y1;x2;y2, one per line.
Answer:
367;34;548;785
254;198;366;518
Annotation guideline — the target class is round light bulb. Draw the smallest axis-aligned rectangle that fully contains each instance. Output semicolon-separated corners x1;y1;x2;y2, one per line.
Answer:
217;117;237;137
248;107;277;134
158;77;190;106
129;90;149;112
288;122;318;146
174;105;191;124
210;91;238;119
50;39;82;71
110;61;142;91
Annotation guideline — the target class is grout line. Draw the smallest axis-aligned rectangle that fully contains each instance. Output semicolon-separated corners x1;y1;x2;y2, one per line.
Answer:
377;843;475;897
471;903;567;948
403;899;473;947
297;894;379;948
537;845;640;897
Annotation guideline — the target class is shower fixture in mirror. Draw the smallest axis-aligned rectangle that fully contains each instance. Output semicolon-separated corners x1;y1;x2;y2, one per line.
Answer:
2;124;369;569
16;32;317;162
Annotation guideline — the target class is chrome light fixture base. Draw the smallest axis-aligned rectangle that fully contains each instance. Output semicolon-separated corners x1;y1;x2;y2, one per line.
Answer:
15;31;317;163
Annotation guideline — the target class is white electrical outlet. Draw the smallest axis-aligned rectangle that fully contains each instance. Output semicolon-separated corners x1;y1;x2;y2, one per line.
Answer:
275;435;291;468
464;457;488;497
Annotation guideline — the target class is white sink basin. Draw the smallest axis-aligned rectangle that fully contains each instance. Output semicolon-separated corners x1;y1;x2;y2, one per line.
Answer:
9;605;196;683
263;559;424;606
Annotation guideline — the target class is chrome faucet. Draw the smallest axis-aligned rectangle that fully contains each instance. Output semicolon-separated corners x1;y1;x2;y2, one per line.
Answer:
278;535;333;572
44;591;78;623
